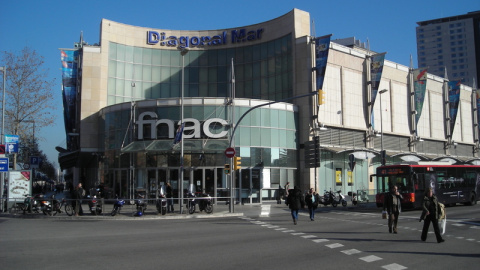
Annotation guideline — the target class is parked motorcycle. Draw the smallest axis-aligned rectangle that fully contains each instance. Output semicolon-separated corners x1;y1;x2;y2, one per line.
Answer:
319;190;337;207
134;193;147;216
87;190;102;215
156;185;167;215
186;185;196;214
22;194;39;214
334;190;348;207
197;192;213;214
111;195;125;216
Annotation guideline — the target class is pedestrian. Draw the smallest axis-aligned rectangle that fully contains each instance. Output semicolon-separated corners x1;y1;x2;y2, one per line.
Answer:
166;182;174;213
287;186;305;225
305;188;320;221
284;182;290;204
74;183;85;216
420;187;445;243
383;185;403;233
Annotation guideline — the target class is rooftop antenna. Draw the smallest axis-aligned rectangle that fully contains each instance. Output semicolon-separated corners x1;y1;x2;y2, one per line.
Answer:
409;54;414;69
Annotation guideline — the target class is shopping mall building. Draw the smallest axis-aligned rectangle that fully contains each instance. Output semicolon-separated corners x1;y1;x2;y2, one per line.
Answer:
58;8;479;203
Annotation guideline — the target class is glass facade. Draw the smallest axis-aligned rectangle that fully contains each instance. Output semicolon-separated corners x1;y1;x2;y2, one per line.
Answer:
107;34;293;105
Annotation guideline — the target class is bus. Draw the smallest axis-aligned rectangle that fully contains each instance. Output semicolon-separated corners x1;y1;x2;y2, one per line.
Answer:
371;162;480;209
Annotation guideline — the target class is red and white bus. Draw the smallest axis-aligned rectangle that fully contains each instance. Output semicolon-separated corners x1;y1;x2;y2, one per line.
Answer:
372;163;480;209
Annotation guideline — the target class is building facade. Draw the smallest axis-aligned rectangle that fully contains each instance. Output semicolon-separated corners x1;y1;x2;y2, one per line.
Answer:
59;9;479;204
416;11;480;88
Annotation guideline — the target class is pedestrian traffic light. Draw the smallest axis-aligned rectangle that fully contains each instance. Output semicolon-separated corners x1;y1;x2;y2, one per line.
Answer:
233;156;242;170
224;164;230;175
318;89;325;105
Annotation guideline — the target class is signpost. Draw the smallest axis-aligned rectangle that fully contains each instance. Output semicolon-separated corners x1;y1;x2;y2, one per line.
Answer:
225;147;236;158
0;158;8;172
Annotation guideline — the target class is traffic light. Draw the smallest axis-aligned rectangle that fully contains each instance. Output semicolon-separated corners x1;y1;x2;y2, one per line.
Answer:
233;156;242;170
224;164;230;175
318;89;325;105
348;154;356;171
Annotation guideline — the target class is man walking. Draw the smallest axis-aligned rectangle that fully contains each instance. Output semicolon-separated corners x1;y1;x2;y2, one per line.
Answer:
383;185;403;233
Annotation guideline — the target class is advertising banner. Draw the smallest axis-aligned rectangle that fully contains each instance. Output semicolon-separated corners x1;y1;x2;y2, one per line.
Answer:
369;53;386;129
314;34;332;91
5;135;19;153
8;170;32;201
413;68;428;131
60;50;79;141
448;80;462;135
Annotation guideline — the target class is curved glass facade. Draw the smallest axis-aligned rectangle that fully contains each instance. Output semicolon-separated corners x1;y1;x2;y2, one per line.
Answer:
107;34;293;105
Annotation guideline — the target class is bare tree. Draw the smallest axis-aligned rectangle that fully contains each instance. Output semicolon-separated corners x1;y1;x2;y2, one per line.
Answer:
1;46;56;169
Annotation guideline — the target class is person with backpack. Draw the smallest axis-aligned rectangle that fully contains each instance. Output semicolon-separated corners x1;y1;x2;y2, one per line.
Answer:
419;187;445;243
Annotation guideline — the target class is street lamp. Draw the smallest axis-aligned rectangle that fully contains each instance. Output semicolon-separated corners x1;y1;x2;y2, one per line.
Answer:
379;89;388;165
179;47;189;214
0;66;5;212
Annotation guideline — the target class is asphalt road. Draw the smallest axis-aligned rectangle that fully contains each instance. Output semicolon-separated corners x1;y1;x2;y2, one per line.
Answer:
1;202;479;270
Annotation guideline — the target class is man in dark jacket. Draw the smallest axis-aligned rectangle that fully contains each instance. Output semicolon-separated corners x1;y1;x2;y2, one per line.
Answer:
288;186;305;225
383;185;403;233
420;187;445;243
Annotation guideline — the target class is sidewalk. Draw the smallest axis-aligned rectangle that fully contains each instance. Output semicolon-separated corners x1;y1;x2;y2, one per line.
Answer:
1;192;379;220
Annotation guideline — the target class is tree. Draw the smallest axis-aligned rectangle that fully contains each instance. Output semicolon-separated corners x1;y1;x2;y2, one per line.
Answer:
1;46;57;174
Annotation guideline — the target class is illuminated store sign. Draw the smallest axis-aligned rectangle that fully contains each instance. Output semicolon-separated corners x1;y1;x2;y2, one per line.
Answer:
137;112;228;140
146;28;264;48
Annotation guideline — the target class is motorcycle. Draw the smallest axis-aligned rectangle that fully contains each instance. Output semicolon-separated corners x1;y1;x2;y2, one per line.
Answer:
111;195;125;216
319;190;337;207
43;194;63;216
87;190;103;215
156;185;167;215
186;185;196;214
334;190;348;207
197;192;213;214
134;193;147;216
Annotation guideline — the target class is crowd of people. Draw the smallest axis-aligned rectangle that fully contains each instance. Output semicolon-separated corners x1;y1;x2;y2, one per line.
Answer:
283;183;446;243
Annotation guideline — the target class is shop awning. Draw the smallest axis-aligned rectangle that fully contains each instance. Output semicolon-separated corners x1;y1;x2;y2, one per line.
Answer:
121;139;230;153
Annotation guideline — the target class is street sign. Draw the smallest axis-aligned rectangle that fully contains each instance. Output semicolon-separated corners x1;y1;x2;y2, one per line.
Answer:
0;158;9;172
30;156;41;169
225;147;236;158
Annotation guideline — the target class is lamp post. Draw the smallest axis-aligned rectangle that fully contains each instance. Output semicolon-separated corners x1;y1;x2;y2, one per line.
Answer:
379;89;388;165
179;48;189;214
0;67;5;212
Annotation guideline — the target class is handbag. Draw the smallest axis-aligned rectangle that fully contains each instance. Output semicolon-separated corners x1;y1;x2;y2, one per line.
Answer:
440;217;446;235
382;210;387;219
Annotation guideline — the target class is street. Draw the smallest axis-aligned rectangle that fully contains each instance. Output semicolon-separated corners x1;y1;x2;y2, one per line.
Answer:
1;202;479;269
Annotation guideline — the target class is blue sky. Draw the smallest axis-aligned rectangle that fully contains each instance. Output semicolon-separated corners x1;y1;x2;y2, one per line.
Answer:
1;0;479;168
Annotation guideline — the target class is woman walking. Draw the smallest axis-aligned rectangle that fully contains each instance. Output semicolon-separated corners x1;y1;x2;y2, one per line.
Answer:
305;188;320;221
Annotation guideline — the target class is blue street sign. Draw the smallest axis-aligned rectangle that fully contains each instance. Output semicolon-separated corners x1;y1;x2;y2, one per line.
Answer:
30;156;41;169
0;158;9;172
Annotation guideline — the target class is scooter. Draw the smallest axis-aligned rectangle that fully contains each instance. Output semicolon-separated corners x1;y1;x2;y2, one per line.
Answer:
134;193;147;216
111;195;125;216
87;191;102;215
197;192;213;214
319;190;337;207
156;185;167;215
334;190;348;207
351;189;369;206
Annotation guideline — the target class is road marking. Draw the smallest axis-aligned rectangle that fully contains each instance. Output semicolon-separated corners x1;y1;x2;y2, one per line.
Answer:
360;255;382;262
312;239;329;243
260;205;270;217
456;236;465;239
382;263;407;270
341;249;361;255
466;239;475;241
291;232;305;236
471;226;480;229
274;228;287;231
326;243;344;248
301;235;317;239
451;223;465;227
266;225;279;228
282;230;295;233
